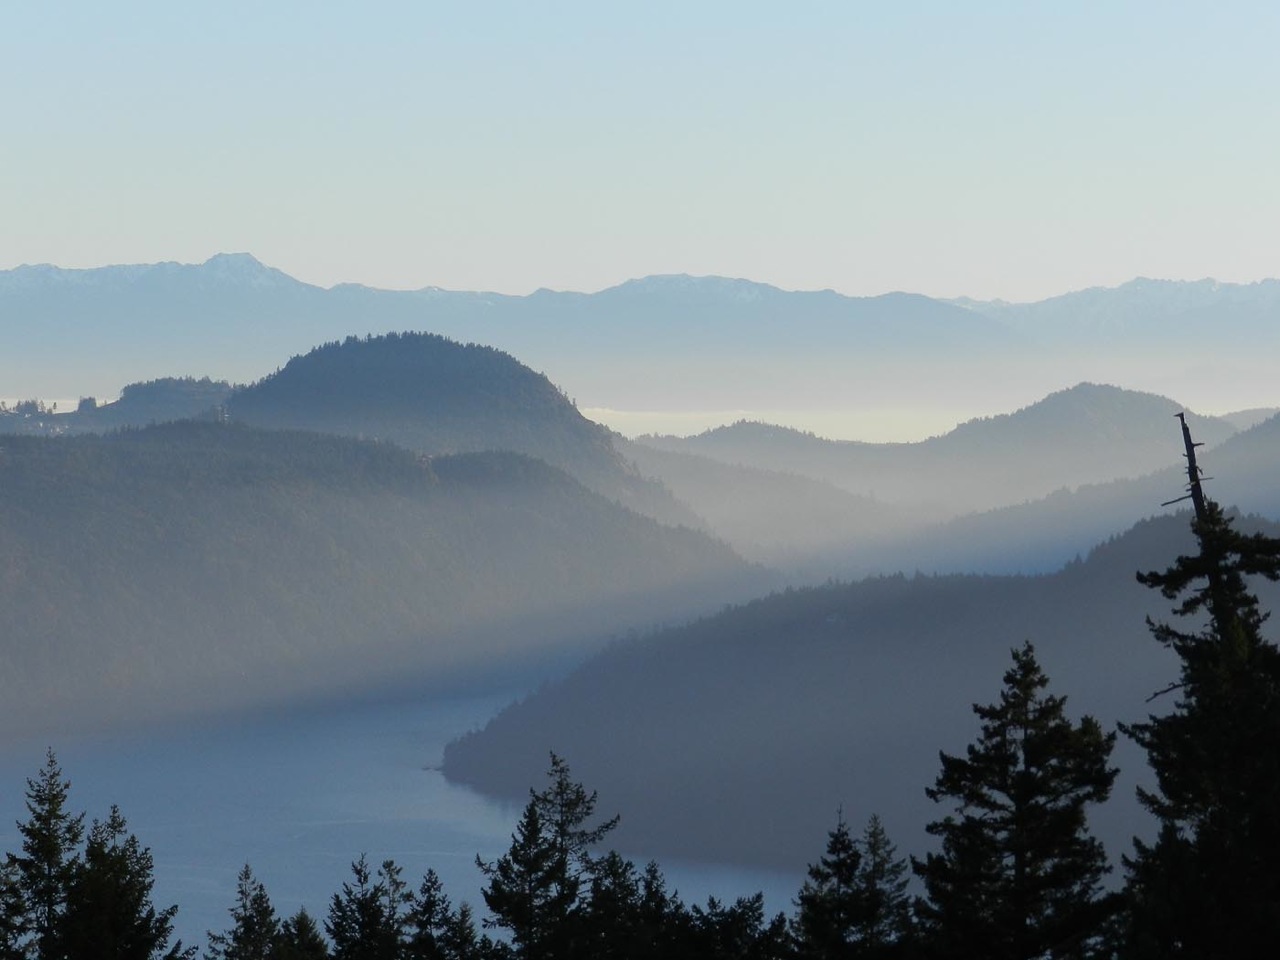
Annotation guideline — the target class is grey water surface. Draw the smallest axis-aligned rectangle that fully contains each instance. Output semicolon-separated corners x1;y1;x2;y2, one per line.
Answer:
0;692;799;948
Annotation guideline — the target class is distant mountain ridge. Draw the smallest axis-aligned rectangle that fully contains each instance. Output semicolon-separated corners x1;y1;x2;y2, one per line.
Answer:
635;383;1237;515
956;276;1280;343
7;254;1275;419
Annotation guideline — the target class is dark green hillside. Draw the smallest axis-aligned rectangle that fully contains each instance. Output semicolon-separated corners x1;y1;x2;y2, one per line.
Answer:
442;511;1280;871
0;422;755;741
225;332;696;526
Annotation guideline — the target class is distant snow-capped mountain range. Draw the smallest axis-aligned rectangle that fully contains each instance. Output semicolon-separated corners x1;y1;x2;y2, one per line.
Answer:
2;254;1277;428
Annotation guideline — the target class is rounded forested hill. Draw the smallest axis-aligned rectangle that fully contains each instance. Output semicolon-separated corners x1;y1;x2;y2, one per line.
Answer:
227;332;603;463
225;332;693;525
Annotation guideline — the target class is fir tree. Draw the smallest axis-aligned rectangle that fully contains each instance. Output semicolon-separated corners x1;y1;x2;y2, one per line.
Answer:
476;753;618;959
276;908;330;960
205;864;279;960
0;858;27;960
914;642;1117;960
61;805;193;959
1122;497;1280;956
853;815;912;958
438;903;483;960
325;856;409;960
690;893;792;960
794;811;862;959
8;749;84;960
795;813;912;959
405;868;482;960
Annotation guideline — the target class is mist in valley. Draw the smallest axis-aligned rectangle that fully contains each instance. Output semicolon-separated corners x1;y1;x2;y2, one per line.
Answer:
5;3;1280;955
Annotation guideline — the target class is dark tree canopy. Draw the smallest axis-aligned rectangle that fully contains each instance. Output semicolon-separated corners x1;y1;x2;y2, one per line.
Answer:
914;642;1118;960
1123;498;1280;957
62;805;192;960
276;908;331;960
8;750;85;960
476;753;619;959
205;864;279;960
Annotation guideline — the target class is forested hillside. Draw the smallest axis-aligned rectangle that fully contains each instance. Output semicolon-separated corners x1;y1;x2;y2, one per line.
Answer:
442;510;1280;871
0;377;233;436
225;331;697;526
0;422;758;741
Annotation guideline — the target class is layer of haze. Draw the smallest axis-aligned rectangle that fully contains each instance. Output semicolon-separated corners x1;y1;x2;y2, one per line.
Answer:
583;407;981;443
4;2;1280;302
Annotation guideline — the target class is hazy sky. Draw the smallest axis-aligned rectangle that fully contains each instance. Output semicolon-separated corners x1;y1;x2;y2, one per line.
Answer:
4;1;1278;302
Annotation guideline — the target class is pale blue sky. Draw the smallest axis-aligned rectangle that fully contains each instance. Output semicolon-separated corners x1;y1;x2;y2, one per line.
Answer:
4;1;1278;300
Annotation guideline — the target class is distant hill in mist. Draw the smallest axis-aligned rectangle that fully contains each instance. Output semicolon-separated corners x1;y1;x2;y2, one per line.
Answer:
442;510;1280;872
1219;406;1280;431
618;438;932;572
871;409;1280;576
4;254;1276;419
0;422;759;742
0;377;234;436
635;384;1237;515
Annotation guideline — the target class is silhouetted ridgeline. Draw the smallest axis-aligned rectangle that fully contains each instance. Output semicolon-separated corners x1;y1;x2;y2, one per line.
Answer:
0;377;235;436
7;255;1278;420
0;422;760;741
225;332;698;528
636;383;1237;515
441;511;1280;872
867;409;1280;576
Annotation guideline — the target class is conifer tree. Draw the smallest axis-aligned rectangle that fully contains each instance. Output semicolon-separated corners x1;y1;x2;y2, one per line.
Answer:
405;868;482;960
795;813;912;959
205;864;279;960
476;753;618;959
325;856;409;960
438;903;483;960
852;815;912;958
0;859;27;960
1122;497;1280;956
690;893;791;960
8;749;84;960
276;908;330;960
793;812;862;959
61;804;193;959
914;642;1117;960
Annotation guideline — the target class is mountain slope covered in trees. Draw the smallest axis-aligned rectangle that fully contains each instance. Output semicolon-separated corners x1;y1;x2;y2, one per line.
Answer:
442;510;1280;872
225;332;697;527
0;422;758;742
